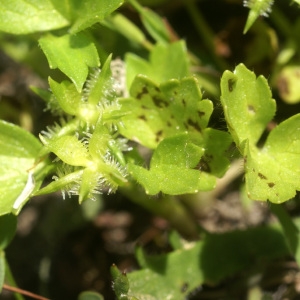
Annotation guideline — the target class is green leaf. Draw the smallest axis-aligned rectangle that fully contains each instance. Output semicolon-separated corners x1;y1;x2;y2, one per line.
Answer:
220;63;276;153
0;0;69;34
245;114;300;203
125;41;189;89
128;0;170;44
40;135;90;167
48;78;81;115
139;8;170;44
78;291;104;300
120;76;212;149
128;134;216;195
39;33;100;92
103;13;146;46
128;224;289;299
69;0;124;33
0;215;17;251
0;121;44;215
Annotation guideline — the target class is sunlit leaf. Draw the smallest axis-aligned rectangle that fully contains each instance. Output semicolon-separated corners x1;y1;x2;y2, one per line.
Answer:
0;121;45;215
0;0;69;34
39;33;100;92
128;134;216;195
125;41;189;89
120;76;212;149
220;63;276;153
245;114;300;203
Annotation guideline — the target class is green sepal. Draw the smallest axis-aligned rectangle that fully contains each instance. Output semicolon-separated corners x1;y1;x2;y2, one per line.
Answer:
49;78;81;116
40;135;90;167
243;0;274;34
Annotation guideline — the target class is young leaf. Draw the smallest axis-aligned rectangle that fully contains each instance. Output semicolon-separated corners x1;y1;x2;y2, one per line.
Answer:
48;78;81;116
129;0;170;43
245;114;300;203
220;63;276;153
69;0;124;33
0;121;45;215
125;41;189;89
39;32;100;92
128;134;216;195
0;0;69;34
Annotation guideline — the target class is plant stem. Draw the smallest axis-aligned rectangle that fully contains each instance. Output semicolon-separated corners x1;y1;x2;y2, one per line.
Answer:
184;0;229;71
4;259;24;300
120;183;199;240
270;203;299;262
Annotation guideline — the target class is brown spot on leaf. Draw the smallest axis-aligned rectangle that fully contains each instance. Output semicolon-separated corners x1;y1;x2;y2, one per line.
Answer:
155;130;163;142
248;105;255;114
258;172;267;180
181;282;189;293
153;95;167;108
228;78;235;92
138;115;147;121
166;121;172;127
277;77;289;96
196;154;213;172
268;182;275;188
187;119;201;132
182;99;186;107
136;86;148;100
198;111;205;118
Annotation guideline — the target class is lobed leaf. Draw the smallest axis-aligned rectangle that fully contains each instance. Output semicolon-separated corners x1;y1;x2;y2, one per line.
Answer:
220;63;276;153
39;33;100;92
128;224;289;299
125;41;189;89
246;114;300;203
128;134;216;195
69;0;124;33
120;76;212;149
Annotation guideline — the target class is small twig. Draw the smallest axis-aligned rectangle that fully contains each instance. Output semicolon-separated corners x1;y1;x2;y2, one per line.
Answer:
2;284;50;300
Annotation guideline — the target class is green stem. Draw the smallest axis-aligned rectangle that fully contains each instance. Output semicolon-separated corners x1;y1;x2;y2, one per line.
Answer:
270;203;299;259
4;259;25;300
184;0;229;71
120;183;199;240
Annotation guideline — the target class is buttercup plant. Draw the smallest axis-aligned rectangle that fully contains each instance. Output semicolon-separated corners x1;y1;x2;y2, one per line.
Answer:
1;0;300;299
